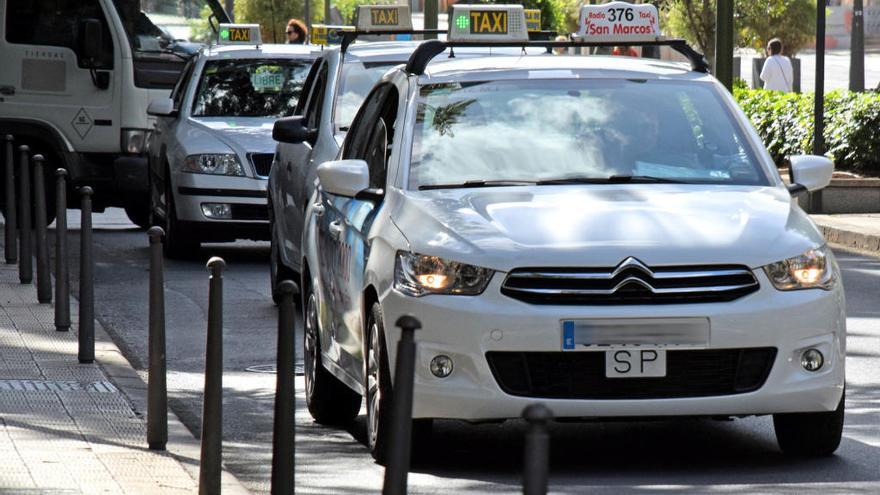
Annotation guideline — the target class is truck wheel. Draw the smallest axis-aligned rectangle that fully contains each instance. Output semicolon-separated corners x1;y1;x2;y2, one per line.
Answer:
773;392;845;457
303;284;362;425
124;198;150;229
162;177;198;259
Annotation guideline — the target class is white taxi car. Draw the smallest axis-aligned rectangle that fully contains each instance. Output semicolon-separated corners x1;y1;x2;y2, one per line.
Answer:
146;25;318;257
301;4;845;461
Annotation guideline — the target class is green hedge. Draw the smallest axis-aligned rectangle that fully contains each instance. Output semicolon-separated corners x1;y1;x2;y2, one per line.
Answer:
734;88;880;176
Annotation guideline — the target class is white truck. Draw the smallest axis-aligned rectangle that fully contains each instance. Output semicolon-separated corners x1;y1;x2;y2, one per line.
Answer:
0;0;229;226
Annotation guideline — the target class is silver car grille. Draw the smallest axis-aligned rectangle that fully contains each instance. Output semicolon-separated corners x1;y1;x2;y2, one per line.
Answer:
501;257;760;305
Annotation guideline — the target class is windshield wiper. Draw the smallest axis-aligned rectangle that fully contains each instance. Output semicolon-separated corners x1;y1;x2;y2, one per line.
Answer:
418;179;536;191
537;175;688;185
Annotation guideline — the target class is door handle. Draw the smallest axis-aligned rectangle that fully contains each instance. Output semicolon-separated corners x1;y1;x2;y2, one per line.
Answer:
328;220;343;239
312;202;325;216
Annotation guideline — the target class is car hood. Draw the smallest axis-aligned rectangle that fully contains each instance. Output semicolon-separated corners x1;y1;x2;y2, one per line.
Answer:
187;117;278;155
391;185;824;271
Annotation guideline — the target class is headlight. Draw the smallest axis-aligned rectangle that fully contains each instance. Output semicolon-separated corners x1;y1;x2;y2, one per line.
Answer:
121;129;150;154
183;154;245;176
763;245;836;290
394;252;494;296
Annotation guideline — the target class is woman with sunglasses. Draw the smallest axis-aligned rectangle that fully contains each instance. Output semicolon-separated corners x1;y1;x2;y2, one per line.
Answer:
286;18;308;44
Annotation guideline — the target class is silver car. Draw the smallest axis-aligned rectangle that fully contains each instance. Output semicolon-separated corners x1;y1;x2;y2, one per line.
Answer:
147;44;318;258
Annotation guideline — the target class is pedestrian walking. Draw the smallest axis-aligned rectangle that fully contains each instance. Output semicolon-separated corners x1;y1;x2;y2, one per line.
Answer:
760;38;794;92
286;19;308;44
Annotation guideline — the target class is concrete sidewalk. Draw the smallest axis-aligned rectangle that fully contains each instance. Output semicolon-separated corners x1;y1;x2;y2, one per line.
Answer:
812;214;880;257
0;253;249;493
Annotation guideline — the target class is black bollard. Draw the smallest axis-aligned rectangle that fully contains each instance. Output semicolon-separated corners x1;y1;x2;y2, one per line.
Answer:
55;169;70;331
78;187;94;364
32;155;51;303
17;145;32;284
382;315;422;495
199;256;225;495
4;135;16;264
147;226;168;450
271;280;299;495
522;403;553;495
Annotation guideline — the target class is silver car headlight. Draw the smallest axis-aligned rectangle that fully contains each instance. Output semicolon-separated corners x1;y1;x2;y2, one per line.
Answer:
763;245;836;291
183;154;245;176
394;251;494;296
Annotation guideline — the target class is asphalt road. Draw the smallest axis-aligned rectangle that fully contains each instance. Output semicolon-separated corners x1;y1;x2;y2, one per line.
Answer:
59;208;880;494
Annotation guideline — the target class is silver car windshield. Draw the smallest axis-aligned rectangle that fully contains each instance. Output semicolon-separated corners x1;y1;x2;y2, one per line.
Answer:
191;59;312;117
335;60;404;129
409;79;770;189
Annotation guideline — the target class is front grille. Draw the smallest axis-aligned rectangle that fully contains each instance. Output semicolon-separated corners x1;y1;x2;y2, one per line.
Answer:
486;348;776;400
230;204;268;221
501;257;759;305
249;153;274;178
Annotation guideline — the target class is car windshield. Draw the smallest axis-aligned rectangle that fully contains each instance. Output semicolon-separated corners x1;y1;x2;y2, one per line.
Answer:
409;79;770;189
112;0;226;52
191;59;312;117
335;60;403;129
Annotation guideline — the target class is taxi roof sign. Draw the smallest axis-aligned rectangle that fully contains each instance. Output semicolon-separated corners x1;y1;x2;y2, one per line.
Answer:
311;24;355;46
448;4;528;42
578;2;660;42
355;5;413;32
524;9;541;32
217;23;262;45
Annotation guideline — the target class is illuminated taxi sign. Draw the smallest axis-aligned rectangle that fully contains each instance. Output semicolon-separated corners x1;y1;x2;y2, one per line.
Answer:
311;24;354;45
448;4;528;42
578;2;660;42
217;24;262;45
355;5;413;31
524;9;541;32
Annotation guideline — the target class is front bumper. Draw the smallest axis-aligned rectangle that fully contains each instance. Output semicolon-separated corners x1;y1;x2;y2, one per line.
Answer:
379;270;846;421
172;171;269;241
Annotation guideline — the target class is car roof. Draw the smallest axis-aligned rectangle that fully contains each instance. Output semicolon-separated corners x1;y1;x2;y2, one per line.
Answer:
421;54;712;83
318;41;550;65
203;43;321;59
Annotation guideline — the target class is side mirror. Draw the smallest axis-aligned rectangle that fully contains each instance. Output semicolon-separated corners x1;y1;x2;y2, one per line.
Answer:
147;98;176;117
273;116;317;144
317;160;369;198
788;155;834;195
79;18;103;66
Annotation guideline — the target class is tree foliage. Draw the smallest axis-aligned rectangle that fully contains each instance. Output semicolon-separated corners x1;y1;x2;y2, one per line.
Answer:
235;0;320;43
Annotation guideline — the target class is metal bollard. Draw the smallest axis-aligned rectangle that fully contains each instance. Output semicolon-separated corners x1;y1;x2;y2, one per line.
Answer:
382;315;422;495
199;256;225;495
32;155;51;303
522;403;553;495
17;145;32;284
271;280;299;495
78;187;94;364
55;169;70;331
147;227;168;450
4;135;16;264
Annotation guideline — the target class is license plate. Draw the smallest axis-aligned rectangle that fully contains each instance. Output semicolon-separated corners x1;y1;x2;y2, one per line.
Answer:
605;348;666;378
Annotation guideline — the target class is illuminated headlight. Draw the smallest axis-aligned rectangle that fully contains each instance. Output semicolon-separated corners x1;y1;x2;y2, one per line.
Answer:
394;252;494;296
763;245;836;291
183;154;244;176
121;129;150;154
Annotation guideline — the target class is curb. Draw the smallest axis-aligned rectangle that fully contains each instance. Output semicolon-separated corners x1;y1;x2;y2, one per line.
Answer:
813;220;880;257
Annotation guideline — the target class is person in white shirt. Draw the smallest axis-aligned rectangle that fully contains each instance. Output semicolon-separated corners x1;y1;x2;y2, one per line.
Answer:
760;38;794;92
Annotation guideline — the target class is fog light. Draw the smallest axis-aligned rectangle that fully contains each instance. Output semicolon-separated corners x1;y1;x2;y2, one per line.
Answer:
429;355;453;378
201;203;231;219
801;348;824;372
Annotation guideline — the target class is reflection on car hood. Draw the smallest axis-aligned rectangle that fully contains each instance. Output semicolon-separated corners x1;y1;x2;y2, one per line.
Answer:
392;184;823;271
189;117;277;155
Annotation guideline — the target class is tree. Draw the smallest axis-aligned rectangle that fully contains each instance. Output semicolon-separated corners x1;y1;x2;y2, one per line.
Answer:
235;0;320;43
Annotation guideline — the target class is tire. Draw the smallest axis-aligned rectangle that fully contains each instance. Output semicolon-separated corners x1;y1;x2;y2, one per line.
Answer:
269;199;295;305
773;391;845;457
124;197;150;229
162;171;199;259
303;284;361;425
365;302;433;463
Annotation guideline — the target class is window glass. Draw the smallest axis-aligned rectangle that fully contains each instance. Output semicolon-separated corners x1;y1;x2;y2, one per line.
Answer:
409;79;768;189
334;60;403;130
304;63;328;130
294;59;322;116
111;0;226;53
191;58;312;117
171;58;197;108
5;0;114;69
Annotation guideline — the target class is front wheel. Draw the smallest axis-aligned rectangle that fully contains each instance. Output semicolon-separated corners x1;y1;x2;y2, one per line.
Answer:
303;286;361;425
773;392;845;457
